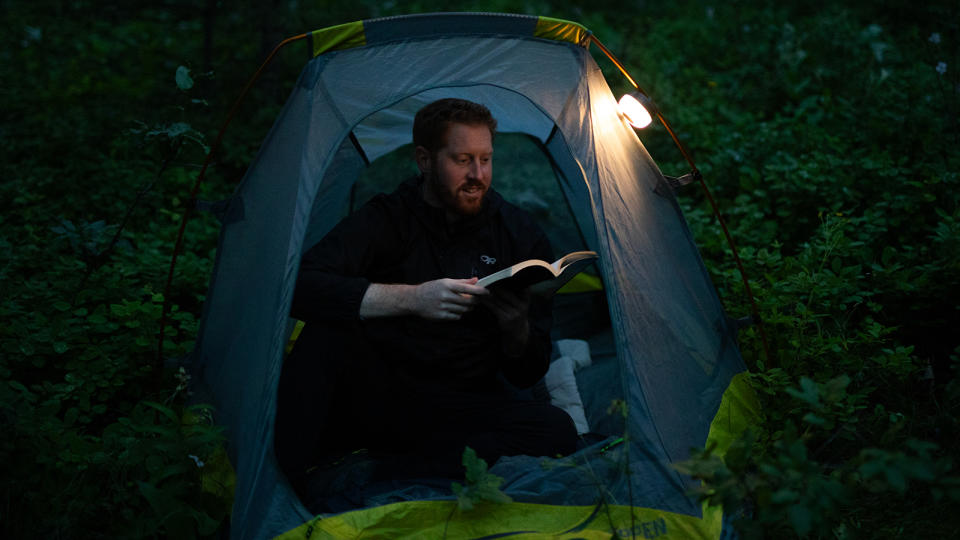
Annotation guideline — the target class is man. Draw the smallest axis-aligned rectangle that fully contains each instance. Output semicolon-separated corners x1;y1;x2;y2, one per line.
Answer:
276;98;577;493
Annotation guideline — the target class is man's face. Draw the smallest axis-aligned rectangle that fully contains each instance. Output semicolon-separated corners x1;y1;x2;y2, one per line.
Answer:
420;122;493;217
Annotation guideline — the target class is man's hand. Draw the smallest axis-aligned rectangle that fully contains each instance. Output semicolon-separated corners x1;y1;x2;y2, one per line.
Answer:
412;277;489;320
478;286;532;357
359;278;488;320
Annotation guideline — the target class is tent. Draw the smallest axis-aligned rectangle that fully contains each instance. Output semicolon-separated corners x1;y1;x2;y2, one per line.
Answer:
189;12;759;539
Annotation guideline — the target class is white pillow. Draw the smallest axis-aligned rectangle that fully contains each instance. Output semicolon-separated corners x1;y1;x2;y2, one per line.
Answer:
555;339;592;370
544;356;590;435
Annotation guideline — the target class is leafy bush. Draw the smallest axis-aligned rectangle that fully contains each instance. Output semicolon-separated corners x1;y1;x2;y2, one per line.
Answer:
620;1;960;537
1;4;231;536
3;0;959;537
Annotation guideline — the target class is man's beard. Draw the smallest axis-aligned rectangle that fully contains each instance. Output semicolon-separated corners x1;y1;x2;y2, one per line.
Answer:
426;169;488;217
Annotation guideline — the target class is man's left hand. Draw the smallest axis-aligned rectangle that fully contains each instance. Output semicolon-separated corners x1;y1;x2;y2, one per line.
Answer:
479;286;531;357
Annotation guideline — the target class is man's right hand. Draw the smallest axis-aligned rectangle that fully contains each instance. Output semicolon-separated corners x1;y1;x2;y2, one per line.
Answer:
412;277;489;320
359;278;489;320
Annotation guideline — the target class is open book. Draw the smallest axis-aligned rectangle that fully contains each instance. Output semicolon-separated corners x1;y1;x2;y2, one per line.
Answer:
476;251;599;296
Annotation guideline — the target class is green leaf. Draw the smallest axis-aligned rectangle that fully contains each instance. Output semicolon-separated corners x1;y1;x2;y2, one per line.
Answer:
451;481;473;511
148;122;192;139
195;508;221;535
53;300;71;311
823;374;850;402
462;446;487;484
771;488;799;504
138;480;176;518
451;447;512;511
788;504;812;536
143;401;180;424
175;65;194;90
885;467;907;493
786;377;821;407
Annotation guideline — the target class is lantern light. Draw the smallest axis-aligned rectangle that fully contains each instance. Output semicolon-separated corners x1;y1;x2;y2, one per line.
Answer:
618;91;657;129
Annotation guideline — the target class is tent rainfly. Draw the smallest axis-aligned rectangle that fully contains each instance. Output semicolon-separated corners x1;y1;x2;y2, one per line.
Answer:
186;12;759;540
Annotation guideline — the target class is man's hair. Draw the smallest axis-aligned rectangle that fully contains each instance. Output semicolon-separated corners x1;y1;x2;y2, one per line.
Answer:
413;98;497;155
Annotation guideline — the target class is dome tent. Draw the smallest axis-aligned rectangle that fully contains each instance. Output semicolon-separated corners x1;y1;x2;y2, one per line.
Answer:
187;12;758;539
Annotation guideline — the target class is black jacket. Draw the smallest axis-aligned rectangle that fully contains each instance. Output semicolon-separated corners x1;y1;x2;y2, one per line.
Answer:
291;176;554;390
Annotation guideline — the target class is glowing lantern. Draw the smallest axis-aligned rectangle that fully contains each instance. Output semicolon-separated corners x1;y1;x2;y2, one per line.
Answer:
618;91;655;129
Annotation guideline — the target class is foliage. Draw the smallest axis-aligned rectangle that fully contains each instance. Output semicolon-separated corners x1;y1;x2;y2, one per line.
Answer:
627;0;960;536
1;3;227;536
450;447;513;511
2;0;959;537
1;380;228;538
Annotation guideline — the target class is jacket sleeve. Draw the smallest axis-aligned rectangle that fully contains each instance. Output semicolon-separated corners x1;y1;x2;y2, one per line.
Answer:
499;226;555;388
290;200;394;322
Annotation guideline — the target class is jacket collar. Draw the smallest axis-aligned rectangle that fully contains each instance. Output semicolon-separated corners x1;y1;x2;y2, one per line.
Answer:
397;175;502;239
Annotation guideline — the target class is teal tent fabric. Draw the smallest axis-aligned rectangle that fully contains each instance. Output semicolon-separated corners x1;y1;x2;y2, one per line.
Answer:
191;13;746;539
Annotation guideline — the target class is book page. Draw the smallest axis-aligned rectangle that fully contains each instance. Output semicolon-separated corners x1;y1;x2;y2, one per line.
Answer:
477;251;598;292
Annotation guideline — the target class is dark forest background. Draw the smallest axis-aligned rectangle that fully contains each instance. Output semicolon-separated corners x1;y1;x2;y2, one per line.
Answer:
2;0;959;538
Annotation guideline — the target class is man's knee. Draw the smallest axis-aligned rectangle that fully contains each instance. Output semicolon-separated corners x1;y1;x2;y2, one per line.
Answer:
508;401;578;458
541;403;579;456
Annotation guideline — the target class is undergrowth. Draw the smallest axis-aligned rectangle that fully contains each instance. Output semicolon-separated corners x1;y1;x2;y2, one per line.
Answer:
2;0;958;537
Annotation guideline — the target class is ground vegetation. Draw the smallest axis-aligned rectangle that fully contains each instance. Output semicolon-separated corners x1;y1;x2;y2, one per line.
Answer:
2;1;958;537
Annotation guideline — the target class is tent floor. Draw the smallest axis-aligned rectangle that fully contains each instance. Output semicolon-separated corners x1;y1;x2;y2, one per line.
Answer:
298;433;615;515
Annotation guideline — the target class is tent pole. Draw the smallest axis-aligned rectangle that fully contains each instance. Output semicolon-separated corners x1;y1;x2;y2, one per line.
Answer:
589;35;773;367
158;33;309;369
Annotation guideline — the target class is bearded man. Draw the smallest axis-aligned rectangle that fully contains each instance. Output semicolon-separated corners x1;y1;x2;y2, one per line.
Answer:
275;98;577;497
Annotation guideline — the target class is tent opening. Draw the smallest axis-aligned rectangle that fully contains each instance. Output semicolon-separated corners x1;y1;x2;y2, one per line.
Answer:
281;129;629;514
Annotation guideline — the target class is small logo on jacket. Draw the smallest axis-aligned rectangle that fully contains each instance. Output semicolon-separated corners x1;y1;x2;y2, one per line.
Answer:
480;255;496;265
